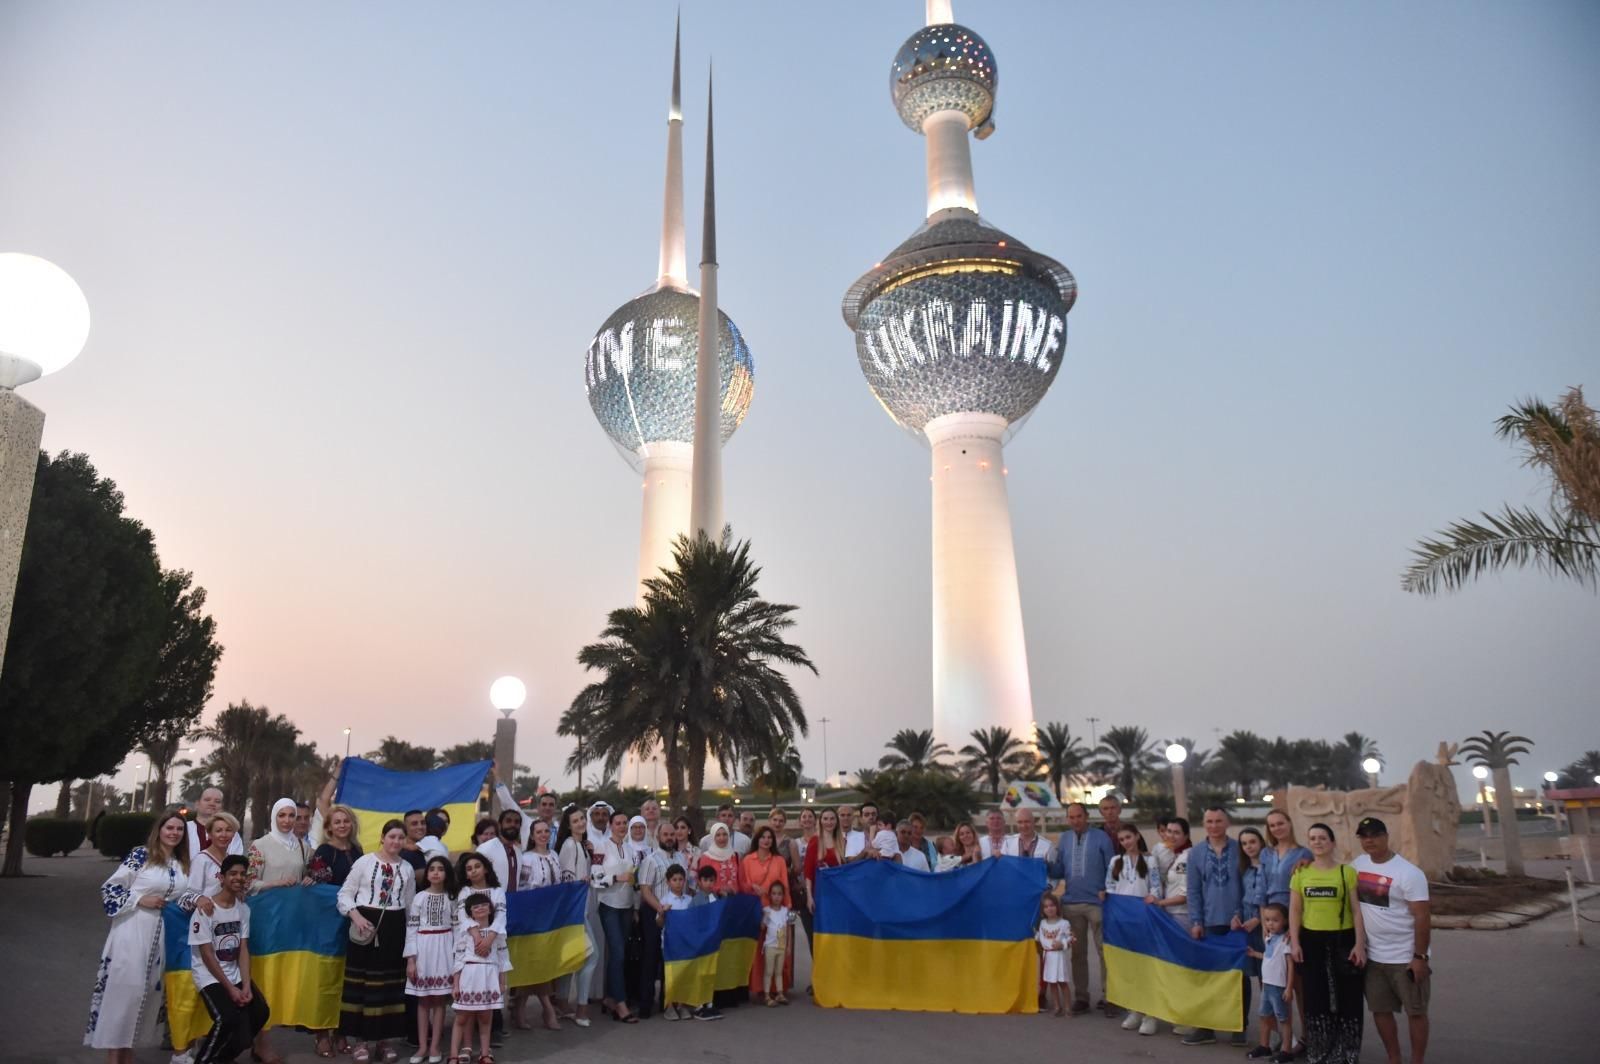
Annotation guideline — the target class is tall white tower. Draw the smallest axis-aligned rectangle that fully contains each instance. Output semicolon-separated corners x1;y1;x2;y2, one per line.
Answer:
586;22;755;601
842;3;1078;750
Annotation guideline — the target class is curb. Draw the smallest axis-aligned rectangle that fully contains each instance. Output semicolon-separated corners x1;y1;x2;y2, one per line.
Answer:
1432;884;1600;930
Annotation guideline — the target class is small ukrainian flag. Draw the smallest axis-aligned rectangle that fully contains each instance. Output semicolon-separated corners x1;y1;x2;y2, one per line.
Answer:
335;758;488;854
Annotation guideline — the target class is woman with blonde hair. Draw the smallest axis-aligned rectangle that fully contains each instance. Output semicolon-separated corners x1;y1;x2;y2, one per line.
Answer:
308;804;362;1057
189;811;241;897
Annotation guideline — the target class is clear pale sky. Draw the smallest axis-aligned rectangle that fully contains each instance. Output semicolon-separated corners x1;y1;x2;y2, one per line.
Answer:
5;2;1596;807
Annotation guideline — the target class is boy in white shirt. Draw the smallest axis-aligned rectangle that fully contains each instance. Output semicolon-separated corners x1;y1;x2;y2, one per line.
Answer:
1246;902;1294;1062
190;856;271;1064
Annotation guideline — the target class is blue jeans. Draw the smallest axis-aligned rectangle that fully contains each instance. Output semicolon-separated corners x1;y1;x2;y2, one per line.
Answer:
598;903;633;1005
1197;924;1251;1037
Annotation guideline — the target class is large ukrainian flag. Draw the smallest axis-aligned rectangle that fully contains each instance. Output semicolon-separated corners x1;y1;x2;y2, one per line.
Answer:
163;885;348;1045
504;881;591;988
813;857;1045;1014
1103;893;1248;1031
336;757;488;854
661;894;762;1005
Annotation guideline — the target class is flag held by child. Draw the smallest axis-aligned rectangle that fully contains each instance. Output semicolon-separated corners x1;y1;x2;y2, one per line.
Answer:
504;880;591;987
335;757;488;853
1103;893;1249;1031
661;894;762;1006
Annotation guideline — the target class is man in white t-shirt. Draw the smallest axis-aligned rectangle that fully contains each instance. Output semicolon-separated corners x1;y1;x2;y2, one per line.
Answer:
190;856;270;1064
845;803;883;860
894;821;929;872
1353;817;1430;1064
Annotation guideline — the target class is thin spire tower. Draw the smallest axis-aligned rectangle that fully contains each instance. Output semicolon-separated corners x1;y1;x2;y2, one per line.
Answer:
656;14;687;289
689;66;722;537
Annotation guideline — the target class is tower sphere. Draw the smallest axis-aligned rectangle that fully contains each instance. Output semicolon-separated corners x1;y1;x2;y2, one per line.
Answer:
891;23;997;134
585;285;754;470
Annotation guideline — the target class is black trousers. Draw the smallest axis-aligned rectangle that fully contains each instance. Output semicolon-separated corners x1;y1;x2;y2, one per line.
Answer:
195;981;270;1064
636;914;663;1017
1301;928;1363;1064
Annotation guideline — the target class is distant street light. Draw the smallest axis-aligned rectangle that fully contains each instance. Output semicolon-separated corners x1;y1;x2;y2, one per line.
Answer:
490;676;527;805
1362;756;1382;789
1165;743;1188;822
343;727;352;758
1472;764;1493;836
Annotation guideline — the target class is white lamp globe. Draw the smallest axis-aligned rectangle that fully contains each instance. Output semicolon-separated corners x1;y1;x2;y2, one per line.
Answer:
1543;771;1558;783
0;253;91;388
1362;757;1382;775
489;676;527;716
1164;743;1187;765
1472;765;1489;780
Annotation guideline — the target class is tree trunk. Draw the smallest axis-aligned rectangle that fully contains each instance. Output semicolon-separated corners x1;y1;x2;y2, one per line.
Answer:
2;780;32;877
151;764;170;810
55;778;73;818
1492;765;1525;876
662;734;685;820
685;731;708;838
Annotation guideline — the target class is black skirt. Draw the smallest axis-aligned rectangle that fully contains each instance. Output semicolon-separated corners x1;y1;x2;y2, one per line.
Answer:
340;907;408;1042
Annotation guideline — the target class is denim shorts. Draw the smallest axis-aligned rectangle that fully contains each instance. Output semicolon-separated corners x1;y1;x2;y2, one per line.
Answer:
1259;983;1290;1021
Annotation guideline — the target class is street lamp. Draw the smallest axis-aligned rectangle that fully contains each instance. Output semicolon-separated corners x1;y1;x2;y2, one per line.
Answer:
1362;756;1382;789
0;253;90;680
1473;765;1494;836
343;727;352;758
490;676;526;802
1165;743;1188;822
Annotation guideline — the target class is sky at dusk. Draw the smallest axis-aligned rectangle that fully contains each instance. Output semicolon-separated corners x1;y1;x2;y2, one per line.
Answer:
5;1;1597;809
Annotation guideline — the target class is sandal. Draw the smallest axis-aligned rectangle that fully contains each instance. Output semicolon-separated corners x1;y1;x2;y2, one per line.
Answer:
314;1034;335;1059
381;1048;399;1064
476;1056;495;1064
352;1050;370;1064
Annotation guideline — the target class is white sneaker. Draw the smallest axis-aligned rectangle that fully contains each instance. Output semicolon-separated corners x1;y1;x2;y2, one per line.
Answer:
170;1052;194;1064
663;1006;679;1021
1139;1015;1158;1036
1121;1011;1142;1030
1173;1025;1195;1037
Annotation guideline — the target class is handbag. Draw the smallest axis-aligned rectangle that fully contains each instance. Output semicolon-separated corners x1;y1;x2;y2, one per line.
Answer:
349;913;378;946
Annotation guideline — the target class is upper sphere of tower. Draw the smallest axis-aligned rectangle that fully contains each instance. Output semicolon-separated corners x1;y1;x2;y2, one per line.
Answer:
891;23;997;133
585;285;755;470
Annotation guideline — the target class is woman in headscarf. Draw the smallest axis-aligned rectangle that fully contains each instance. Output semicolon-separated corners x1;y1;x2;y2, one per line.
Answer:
247;798;312;894
697;823;743;897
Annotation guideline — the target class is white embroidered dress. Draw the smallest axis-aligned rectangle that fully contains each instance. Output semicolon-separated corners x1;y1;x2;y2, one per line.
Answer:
452;921;512;1011
84;847;200;1049
404;889;457;996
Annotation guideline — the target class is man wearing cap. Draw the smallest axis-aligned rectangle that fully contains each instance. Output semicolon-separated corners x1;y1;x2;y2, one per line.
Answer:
1353;817;1430;1064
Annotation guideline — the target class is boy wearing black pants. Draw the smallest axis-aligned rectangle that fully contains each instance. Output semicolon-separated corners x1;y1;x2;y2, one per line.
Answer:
190;855;271;1064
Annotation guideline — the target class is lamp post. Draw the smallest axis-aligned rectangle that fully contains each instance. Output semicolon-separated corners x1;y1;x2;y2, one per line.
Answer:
819;716;831;783
1473;765;1493;836
0;253;90;679
1362;756;1382;790
1543;771;1564;831
490;676;526;806
1165;743;1189;823
343;727;352;758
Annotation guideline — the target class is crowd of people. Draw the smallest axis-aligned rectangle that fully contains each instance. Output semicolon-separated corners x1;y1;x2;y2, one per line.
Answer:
83;776;1433;1064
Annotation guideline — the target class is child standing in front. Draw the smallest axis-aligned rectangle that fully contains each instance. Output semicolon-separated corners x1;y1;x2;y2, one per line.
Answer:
656;865;698;1020
451;893;511;1064
760;881;792;1007
404;856;456;1064
1036;893;1073;1017
1247;902;1295;1062
190;855;271;1064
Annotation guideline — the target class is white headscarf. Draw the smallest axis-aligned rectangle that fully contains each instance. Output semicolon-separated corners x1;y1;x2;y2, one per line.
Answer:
586;802;613;847
704;823;735;863
626;816;652;866
264;797;300;854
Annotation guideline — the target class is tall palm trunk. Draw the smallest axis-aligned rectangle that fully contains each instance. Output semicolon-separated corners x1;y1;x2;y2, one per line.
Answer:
662;732;686;820
1492;765;1525;875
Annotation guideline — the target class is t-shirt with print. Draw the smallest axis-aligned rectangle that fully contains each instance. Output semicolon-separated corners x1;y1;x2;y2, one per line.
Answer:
1290;864;1356;932
190;898;250;990
1352;853;1429;963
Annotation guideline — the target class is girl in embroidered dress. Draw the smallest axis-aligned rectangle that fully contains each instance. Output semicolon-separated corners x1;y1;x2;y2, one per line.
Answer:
85;810;208;1064
555;805;600;1028
404;857;457;1064
511;820;563;1030
1036;893;1074;1017
450;894;511;1064
452;853;508;1055
337;819;417;1064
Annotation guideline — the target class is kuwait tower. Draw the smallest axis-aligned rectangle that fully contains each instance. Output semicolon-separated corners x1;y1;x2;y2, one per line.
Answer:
586;20;755;599
841;1;1077;748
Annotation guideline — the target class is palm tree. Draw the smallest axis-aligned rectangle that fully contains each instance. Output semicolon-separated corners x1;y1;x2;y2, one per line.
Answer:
959;726;1030;802
1092;726;1159;801
879;729;953;772
1404;387;1600;594
1033;722;1088;800
1557;750;1600;788
441;740;494;765
192;700;277;823
1460;730;1533;876
1330;732;1382;791
560;529;814;822
747;739;804;803
1213;730;1268;800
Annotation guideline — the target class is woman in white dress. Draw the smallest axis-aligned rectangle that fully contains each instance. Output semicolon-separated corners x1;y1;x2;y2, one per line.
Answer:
512;819;564;1031
84;810;209;1063
187;811;240;898
555;805;600;1027
247;797;312;894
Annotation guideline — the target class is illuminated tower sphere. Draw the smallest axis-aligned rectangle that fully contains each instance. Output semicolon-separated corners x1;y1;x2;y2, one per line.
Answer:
586;21;755;599
842;2;1077;749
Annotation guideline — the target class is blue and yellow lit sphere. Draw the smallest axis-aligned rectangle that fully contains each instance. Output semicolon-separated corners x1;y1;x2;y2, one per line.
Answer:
891;23;997;133
585;285;755;468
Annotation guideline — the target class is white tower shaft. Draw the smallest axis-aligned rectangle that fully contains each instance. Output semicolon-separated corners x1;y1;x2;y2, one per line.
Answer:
923;110;978;217
925;412;1035;749
689;70;723;537
926;0;954;25
657;17;687;289
636;441;693;601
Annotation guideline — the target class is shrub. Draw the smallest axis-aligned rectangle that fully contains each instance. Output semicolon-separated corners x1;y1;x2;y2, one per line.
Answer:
859;769;979;830
97;813;157;859
24;817;87;857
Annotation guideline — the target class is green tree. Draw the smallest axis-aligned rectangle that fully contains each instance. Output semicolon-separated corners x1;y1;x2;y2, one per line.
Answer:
1091;726;1159;802
746;739;803;803
134;570;223;807
1330;732;1382;791
370;737;438;773
1213;730;1268;799
1460;730;1533;876
959;726;1030;802
1404;387;1600;594
0;452;167;876
192;701;297;827
441;741;494;766
559;530;814;823
1556;750;1600;788
859;768;979;829
878;729;953;773
1033;722;1088;801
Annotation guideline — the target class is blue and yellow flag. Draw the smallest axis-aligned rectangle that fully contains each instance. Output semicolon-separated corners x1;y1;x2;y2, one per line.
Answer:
1103;893;1248;1031
163;885;348;1045
504;881;591;988
336;757;488;853
813;857;1045;1014
662;895;761;1006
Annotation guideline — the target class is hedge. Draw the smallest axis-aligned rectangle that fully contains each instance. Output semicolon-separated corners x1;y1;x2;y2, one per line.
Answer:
96;813;158;859
24;817;87;857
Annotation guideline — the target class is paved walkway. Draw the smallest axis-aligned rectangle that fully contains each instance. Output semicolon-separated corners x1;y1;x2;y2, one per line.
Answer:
5;847;1596;1063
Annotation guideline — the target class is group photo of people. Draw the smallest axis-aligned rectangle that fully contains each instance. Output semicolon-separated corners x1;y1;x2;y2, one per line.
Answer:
83;770;1433;1064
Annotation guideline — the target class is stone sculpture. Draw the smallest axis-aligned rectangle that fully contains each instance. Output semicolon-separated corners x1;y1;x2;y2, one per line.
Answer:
1280;756;1461;881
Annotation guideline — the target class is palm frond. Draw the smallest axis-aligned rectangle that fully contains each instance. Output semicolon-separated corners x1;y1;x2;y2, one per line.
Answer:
1401;505;1599;595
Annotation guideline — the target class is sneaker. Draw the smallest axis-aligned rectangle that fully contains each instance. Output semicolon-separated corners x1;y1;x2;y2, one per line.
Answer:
1138;1016;1158;1036
1181;1030;1217;1046
1246;1049;1274;1060
693;1006;723;1021
1121;1011;1142;1031
663;1007;679;1022
1172;1025;1195;1037
170;1053;195;1064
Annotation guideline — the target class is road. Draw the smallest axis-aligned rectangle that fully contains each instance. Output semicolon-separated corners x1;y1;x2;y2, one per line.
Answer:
4;847;1596;1063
